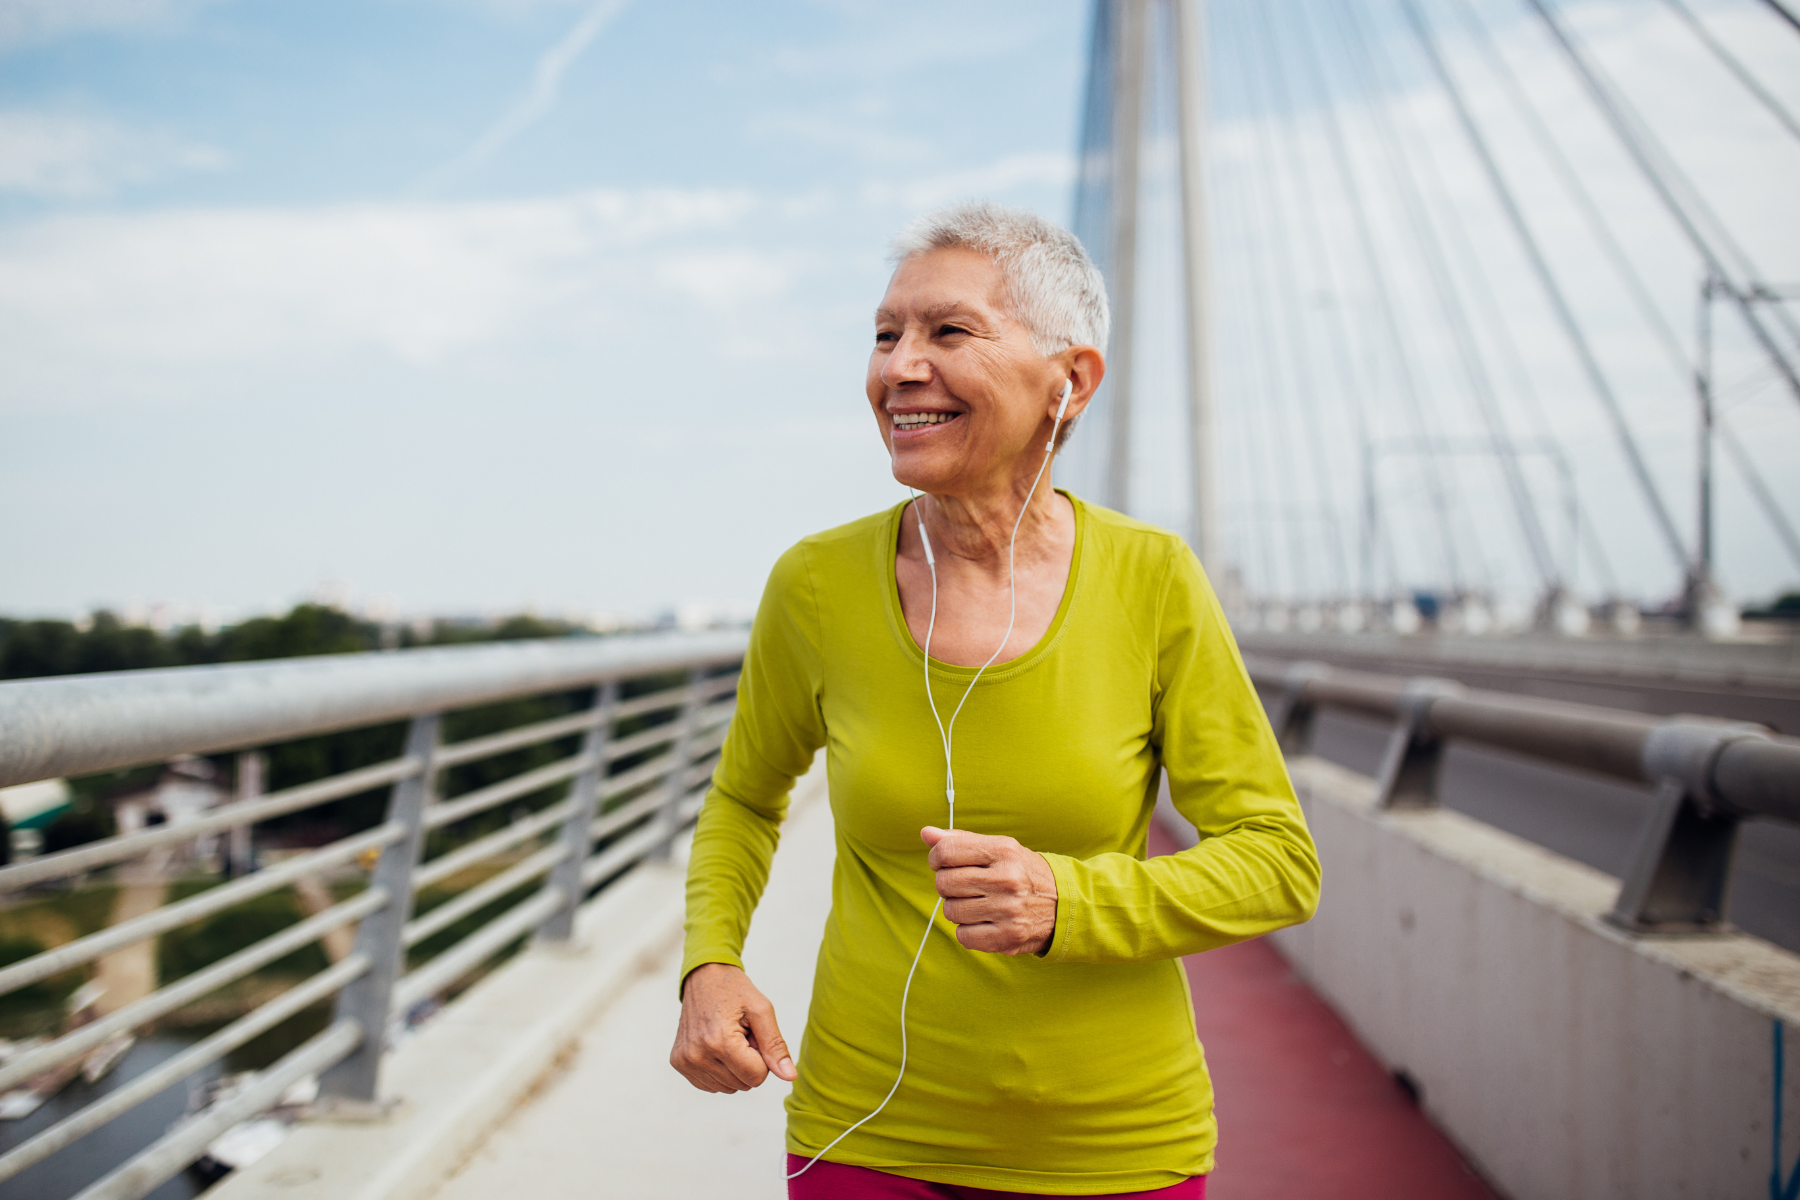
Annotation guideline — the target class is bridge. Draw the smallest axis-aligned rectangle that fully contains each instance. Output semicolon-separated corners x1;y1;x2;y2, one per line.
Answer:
1;1;1798;1198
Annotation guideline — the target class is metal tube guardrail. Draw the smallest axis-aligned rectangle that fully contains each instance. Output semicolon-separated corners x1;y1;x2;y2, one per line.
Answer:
0;629;746;789
1246;654;1800;934
0;629;744;1200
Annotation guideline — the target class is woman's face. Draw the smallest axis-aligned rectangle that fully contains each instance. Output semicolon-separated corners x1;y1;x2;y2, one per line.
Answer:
868;247;1063;497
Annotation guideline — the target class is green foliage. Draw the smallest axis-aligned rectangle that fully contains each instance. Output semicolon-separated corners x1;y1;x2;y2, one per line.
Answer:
65;765;163;811
408;875;540;967
41;800;117;854
214;605;378;663
0;934;84;1031
1;603;601;839
426;690;587;853
1742;590;1800;620
0;611;176;679
157;884;329;983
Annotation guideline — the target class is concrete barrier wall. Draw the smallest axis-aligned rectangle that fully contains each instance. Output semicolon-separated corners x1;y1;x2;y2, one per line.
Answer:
1270;756;1800;1200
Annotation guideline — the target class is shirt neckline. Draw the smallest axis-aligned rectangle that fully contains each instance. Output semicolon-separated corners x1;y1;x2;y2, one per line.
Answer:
880;487;1087;682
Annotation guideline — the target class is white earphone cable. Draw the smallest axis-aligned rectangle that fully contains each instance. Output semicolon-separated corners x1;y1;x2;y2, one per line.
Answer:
785;385;1069;1180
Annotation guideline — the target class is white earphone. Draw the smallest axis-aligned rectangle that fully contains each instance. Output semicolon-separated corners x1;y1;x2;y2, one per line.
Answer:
787;379;1074;1180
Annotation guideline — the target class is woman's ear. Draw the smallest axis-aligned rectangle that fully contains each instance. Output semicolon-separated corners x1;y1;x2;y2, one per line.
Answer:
1056;346;1105;423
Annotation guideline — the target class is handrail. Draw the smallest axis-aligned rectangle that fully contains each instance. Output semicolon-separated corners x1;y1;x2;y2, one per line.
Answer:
402;846;564;948
0;755;423;891
0;629;746;788
411;799;577;890
0;889;385;1094
435;707;604;768
1244;653;1800;932
0;630;743;1200
0;963;368;1185
0;822;403;995
424;753;596;830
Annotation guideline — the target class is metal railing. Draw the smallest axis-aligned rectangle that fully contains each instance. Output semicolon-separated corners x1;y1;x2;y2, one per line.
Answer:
1246;655;1800;935
0;629;746;1200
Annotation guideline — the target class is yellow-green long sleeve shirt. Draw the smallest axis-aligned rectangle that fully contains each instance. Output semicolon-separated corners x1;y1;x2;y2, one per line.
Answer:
682;493;1320;1194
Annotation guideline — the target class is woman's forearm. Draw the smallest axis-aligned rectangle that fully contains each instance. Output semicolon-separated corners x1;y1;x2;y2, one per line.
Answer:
679;786;786;990
1036;813;1321;965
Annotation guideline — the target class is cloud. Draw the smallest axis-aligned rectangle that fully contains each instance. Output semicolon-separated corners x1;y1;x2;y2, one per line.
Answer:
0;110;226;197
860;151;1077;210
657;248;797;310
746;108;936;165
415;0;630;194
0;0;220;47
0;185;756;389
1196;0;1800;603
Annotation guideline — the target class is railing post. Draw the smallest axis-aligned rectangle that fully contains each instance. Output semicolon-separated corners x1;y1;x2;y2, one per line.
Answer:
536;681;617;944
227;751;264;878
1273;661;1328;755
1374;678;1463;809
318;712;439;1105
1608;718;1768;932
653;668;706;859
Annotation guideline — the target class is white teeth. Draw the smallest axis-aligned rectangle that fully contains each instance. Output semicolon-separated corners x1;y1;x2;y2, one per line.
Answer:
892;412;957;429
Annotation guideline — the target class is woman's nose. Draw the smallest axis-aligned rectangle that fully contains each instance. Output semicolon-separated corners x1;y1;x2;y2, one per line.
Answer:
881;330;932;388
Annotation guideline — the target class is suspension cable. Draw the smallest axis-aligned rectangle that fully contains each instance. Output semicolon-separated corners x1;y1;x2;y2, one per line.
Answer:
1450;0;1800;576
1718;419;1800;569
1391;0;1690;580
1212;68;1312;603
1242;1;1382;599
1232;2;1354;600
1657;0;1800;143
1522;0;1800;404
1287;0;1470;594
1331;0;1559;596
1756;0;1800;41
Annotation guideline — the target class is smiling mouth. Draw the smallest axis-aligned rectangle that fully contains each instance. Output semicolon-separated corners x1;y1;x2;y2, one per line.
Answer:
891;411;961;431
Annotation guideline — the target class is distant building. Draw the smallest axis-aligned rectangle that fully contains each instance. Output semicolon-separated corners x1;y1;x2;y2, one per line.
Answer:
109;756;230;866
0;778;72;858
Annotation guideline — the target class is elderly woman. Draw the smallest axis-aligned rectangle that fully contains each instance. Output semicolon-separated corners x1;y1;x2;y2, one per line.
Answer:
671;203;1319;1198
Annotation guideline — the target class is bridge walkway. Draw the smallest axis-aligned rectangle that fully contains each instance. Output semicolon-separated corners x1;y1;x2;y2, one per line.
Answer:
426;771;1494;1199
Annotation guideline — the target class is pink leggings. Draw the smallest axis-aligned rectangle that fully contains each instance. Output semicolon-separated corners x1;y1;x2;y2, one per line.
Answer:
785;1155;1207;1199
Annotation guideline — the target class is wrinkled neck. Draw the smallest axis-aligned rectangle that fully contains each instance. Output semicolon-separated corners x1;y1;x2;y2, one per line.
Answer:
915;457;1063;577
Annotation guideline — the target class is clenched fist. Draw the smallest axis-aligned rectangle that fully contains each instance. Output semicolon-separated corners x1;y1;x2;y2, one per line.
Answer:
921;826;1059;956
670;962;796;1093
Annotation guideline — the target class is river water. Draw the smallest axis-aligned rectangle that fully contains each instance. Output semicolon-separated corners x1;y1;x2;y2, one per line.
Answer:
0;1034;219;1200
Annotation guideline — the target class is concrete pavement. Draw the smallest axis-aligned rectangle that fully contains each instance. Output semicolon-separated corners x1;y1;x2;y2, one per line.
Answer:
425;767;1494;1199
428;766;832;1200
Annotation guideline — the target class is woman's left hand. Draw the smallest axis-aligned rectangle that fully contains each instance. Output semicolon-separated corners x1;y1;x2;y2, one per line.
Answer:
920;827;1058;955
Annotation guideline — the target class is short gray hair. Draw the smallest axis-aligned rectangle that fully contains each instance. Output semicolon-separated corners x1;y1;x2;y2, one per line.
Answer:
889;202;1110;357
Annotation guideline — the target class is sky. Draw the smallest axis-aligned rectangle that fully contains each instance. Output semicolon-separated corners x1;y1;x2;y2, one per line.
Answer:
0;0;1090;627
1193;0;1800;613
0;0;1795;627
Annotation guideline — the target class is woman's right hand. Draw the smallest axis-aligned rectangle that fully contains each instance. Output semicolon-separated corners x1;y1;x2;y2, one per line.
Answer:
670;962;796;1093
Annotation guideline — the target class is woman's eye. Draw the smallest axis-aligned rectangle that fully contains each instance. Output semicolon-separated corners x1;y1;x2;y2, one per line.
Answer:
937;324;967;338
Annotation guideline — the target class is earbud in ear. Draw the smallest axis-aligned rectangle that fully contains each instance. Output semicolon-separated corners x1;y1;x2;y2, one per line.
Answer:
1055;379;1072;422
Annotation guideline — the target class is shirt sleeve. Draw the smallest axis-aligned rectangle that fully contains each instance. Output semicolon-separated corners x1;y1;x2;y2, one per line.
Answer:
1037;542;1321;965
679;542;827;994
